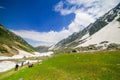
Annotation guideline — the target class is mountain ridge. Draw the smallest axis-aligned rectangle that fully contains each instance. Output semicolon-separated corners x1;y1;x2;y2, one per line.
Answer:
0;24;35;56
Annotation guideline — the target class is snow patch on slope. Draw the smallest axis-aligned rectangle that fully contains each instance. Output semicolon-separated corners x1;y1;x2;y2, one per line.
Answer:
12;49;33;59
0;49;53;60
80;32;90;40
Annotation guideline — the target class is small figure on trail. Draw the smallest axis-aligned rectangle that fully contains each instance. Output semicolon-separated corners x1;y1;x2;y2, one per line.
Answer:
15;63;19;71
21;61;24;67
27;61;29;65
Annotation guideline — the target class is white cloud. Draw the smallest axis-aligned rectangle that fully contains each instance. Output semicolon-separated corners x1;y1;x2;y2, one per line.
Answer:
66;0;97;7
68;10;96;32
11;29;71;46
54;1;76;15
54;0;120;17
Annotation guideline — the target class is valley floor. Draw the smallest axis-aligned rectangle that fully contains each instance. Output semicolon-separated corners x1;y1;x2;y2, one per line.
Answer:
0;50;53;72
0;50;120;80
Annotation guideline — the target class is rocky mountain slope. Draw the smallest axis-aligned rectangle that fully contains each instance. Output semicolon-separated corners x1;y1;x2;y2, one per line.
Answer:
35;46;49;53
51;2;120;51
0;24;35;56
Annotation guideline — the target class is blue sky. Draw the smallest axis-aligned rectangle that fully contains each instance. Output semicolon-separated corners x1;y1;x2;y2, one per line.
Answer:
0;0;119;46
0;0;74;31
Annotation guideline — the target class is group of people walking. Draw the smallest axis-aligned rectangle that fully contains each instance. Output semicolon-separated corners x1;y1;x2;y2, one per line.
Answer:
15;61;34;71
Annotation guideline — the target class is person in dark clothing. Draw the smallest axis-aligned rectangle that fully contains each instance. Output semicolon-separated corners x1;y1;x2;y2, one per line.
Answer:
15;63;19;71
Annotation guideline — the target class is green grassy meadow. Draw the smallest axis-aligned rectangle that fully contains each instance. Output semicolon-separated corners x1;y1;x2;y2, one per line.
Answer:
1;51;120;80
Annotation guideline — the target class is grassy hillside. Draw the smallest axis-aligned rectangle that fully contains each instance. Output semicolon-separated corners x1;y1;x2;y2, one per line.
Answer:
0;24;35;56
1;51;120;80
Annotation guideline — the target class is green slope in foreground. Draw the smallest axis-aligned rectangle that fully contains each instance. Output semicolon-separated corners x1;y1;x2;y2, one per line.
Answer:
1;51;120;80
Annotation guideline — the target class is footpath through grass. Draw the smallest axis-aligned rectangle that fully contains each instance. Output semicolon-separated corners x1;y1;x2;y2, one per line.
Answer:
1;51;120;80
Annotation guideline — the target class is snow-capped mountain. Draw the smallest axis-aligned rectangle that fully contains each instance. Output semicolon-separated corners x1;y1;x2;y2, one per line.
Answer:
51;2;120;50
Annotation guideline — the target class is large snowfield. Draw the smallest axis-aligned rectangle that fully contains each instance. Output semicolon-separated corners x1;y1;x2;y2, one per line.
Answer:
77;18;120;47
0;49;53;72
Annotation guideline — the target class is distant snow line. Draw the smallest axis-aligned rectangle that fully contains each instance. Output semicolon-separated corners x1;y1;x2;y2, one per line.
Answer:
0;49;53;60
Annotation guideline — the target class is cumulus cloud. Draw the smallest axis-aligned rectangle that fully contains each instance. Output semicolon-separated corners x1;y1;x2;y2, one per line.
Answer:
54;1;76;15
68;10;96;32
11;29;71;46
54;0;119;16
11;0;119;46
